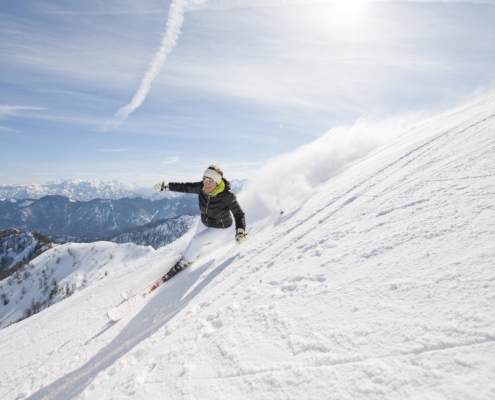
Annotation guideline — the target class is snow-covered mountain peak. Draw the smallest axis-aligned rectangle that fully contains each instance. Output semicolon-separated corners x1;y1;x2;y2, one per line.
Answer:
0;179;140;201
0;178;248;202
1;91;494;399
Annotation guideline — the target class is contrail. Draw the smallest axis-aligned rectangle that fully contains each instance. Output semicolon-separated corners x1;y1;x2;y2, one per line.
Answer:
96;0;342;132
97;0;205;132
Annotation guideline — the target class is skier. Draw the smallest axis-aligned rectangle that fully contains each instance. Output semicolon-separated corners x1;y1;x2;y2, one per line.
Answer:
154;165;246;280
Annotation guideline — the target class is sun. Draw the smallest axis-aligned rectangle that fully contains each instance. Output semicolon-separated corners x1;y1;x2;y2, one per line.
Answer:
329;0;367;28
334;0;366;16
332;0;365;14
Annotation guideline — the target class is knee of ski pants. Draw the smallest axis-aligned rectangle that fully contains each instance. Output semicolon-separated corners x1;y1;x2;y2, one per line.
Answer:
183;226;230;263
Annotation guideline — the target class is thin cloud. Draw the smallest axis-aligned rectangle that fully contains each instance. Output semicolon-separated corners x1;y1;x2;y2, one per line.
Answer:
0;125;19;133
97;148;130;153
0;105;44;120
161;156;180;165
37;10;169;15
32;0;171;15
193;0;495;11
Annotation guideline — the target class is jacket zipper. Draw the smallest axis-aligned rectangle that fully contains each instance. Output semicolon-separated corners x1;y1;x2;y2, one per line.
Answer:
205;195;211;226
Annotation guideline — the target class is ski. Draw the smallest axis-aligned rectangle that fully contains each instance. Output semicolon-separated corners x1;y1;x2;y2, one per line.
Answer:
108;276;167;321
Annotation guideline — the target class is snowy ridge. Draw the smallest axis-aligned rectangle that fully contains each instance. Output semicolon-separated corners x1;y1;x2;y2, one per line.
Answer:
1;230;42;273
0;179;248;202
0;92;494;399
0;180;140;201
0;242;153;329
0;229;54;279
110;215;198;249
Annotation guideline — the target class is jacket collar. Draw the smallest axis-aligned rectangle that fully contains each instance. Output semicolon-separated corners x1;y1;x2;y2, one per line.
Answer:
203;179;225;197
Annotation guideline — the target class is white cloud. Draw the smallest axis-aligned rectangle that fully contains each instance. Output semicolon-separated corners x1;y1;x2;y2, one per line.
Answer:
0;10;160;97
3;0;491;136
0;125;19;133
0;105;44;120
97;148;130;153
32;0;171;15
195;0;495;9
152;0;489;119
161;156;180;165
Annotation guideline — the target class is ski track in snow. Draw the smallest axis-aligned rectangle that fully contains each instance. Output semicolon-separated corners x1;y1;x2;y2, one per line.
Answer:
1;92;495;399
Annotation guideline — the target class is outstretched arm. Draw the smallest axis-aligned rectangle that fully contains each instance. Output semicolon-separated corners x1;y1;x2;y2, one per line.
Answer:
153;181;203;194
169;182;203;194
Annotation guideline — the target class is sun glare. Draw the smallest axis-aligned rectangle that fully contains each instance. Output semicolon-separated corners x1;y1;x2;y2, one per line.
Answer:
330;0;367;28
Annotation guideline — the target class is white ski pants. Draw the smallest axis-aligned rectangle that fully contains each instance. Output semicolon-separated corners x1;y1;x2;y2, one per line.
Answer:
183;221;230;263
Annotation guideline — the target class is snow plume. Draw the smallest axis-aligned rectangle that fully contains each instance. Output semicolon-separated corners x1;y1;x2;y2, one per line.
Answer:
239;113;427;223
97;0;205;132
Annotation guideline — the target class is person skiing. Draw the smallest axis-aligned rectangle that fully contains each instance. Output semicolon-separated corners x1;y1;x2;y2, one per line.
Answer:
153;165;246;281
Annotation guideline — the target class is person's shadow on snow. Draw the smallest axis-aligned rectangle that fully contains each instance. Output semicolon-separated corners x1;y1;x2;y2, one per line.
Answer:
27;255;238;400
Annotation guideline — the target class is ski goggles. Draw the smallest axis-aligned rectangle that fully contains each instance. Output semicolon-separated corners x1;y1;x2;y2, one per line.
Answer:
203;177;216;183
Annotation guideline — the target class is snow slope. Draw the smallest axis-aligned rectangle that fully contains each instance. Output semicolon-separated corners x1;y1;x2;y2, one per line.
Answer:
0;91;495;399
0;242;153;329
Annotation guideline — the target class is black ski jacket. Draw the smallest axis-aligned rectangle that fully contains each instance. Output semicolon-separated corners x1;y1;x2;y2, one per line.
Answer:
168;179;246;231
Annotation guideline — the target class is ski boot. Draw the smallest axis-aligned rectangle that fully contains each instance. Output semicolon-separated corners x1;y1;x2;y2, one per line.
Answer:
163;258;190;281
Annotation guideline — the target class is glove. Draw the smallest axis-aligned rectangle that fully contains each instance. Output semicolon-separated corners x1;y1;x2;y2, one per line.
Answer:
153;182;169;191
235;228;247;244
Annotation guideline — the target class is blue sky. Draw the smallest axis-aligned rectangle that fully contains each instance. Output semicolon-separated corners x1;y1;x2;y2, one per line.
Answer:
1;0;495;186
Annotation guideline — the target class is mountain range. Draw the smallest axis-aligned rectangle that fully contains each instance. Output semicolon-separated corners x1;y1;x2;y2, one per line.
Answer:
0;179;246;239
0;180;143;201
0;195;199;238
0;179;247;202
